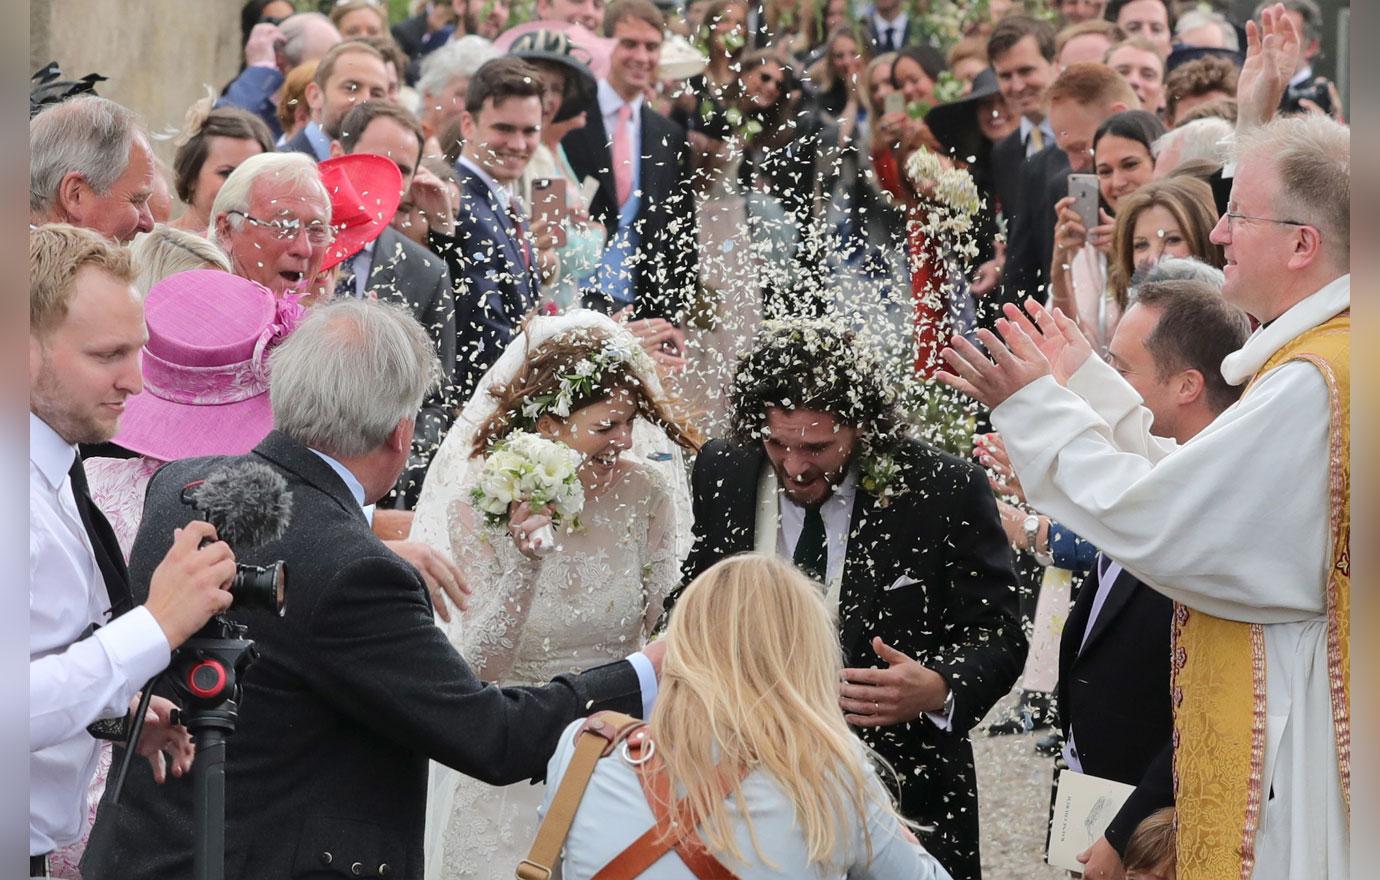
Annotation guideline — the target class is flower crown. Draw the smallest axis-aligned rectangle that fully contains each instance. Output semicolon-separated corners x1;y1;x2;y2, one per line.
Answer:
517;335;658;425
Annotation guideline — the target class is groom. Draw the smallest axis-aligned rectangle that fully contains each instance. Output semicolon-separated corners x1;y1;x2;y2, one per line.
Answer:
666;320;1025;880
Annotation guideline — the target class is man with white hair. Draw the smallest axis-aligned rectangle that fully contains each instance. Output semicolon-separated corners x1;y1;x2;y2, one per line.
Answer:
416;35;499;140
220;11;344;140
1152;115;1233;177
1174;8;1240;51
29;96;156;244
84;299;661;879
209;151;332;296
941;110;1351;880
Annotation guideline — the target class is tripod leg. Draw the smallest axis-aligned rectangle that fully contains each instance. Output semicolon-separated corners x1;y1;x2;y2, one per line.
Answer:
192;728;227;880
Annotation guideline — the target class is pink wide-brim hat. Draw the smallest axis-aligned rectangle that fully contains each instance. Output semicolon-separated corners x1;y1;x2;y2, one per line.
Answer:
114;269;304;461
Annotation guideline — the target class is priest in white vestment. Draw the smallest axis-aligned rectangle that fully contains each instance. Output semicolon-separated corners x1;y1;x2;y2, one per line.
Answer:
937;111;1350;880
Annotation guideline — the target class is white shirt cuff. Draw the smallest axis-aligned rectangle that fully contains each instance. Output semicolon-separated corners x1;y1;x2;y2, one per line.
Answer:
626;651;658;719
924;697;955;732
94;606;171;708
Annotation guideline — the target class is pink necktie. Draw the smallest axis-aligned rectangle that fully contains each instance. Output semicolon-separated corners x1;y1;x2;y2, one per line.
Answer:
613;103;633;208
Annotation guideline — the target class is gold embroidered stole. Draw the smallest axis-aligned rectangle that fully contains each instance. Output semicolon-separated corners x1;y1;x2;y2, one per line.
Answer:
1173;311;1350;880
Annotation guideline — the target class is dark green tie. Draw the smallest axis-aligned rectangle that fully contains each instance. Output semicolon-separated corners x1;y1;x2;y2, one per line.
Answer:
793;505;828;582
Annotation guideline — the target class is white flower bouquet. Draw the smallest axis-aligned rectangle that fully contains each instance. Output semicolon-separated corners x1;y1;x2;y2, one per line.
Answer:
470;431;585;556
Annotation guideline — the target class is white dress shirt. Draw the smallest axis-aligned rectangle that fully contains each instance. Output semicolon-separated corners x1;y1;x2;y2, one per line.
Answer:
775;470;856;593
871;11;909;51
29;413;170;854
597;78;644;188
1019;116;1055;157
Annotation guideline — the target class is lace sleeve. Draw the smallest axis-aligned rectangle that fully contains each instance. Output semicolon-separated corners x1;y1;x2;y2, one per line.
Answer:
445;496;542;683
638;463;681;640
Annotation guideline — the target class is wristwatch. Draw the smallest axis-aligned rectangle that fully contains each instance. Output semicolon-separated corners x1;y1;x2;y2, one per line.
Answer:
1023;514;1055;566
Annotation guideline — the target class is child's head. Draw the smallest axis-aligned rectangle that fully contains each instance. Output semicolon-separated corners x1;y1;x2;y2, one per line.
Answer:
1123;807;1176;880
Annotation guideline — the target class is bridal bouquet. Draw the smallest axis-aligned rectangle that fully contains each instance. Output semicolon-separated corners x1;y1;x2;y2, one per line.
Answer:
470;432;585;555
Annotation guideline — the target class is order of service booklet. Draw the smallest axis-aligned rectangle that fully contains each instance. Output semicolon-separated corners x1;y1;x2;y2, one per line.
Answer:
1047;768;1137;873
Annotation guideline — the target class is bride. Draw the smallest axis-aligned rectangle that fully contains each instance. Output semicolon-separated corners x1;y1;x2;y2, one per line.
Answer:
411;310;701;879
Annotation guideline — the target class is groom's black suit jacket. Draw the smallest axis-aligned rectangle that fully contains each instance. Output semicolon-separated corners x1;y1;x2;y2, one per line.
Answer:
83;430;642;880
669;439;1026;880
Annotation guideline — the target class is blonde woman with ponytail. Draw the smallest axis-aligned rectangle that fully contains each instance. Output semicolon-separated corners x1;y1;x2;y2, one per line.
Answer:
537;554;952;879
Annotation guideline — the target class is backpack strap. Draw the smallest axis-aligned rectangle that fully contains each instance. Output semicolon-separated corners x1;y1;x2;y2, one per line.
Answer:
591;730;742;880
517;711;644;880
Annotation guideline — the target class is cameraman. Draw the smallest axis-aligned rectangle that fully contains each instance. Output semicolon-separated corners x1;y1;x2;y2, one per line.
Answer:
29;225;238;876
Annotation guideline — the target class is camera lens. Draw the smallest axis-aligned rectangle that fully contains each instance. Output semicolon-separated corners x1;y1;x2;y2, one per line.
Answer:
229;561;287;616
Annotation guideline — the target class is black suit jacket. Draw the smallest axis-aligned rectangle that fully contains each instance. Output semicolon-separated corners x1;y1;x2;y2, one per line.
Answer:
859;12;921;54
561;97;698;324
83;431;642;880
1056;557;1174;856
998;143;1069;309
441;163;542;403
989;129;1026;222
669;439;1025;880
280;127;320;160
344;226;457;507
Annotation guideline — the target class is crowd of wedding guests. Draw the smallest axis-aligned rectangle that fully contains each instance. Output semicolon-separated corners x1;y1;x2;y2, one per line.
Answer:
29;0;1350;878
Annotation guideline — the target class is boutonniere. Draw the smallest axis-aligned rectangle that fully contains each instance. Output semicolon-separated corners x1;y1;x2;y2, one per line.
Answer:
860;449;906;508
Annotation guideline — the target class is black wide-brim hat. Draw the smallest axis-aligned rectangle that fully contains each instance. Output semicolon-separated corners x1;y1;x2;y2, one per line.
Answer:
509;29;598;123
924;68;1002;163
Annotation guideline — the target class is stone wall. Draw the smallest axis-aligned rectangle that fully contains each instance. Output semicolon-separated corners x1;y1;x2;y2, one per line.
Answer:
30;0;244;165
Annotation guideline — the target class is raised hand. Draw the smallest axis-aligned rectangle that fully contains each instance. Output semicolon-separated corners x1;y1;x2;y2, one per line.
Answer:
1237;3;1302;131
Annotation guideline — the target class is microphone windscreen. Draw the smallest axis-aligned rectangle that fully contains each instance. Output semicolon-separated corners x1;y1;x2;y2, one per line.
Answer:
188;461;293;550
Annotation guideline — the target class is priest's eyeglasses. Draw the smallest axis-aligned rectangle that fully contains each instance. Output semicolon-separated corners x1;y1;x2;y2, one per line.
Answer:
228;211;335;245
1223;211;1310;235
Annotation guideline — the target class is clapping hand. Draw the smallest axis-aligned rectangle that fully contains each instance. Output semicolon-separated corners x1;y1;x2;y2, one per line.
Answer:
974;432;1025;502
840;637;950;727
938;300;1093;409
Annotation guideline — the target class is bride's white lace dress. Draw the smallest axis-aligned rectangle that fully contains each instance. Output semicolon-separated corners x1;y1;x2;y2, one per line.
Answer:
420;455;678;879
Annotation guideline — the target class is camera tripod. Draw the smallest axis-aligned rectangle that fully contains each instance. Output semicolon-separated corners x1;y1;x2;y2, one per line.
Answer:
105;616;259;880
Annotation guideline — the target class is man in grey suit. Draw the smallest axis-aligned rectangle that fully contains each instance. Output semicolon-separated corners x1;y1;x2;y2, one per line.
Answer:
331;100;457;507
83;300;662;880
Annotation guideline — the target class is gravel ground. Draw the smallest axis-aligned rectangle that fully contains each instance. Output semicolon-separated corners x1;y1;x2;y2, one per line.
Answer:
972;691;1068;880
